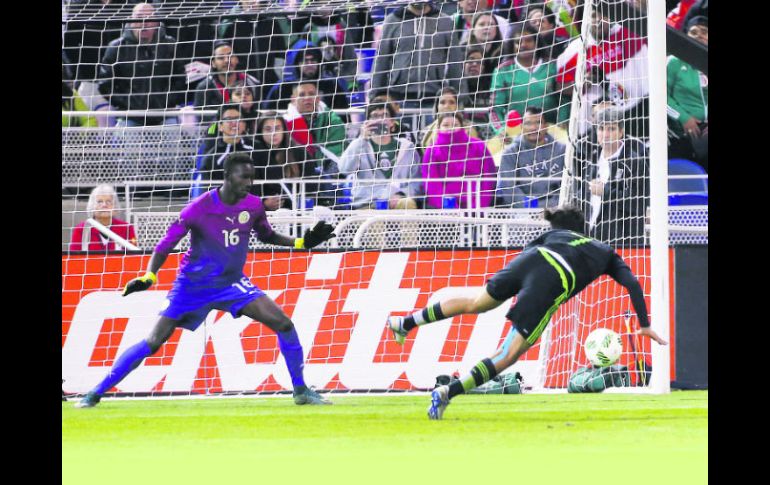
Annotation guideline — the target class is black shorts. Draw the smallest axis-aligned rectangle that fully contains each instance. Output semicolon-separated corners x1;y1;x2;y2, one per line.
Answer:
486;248;575;345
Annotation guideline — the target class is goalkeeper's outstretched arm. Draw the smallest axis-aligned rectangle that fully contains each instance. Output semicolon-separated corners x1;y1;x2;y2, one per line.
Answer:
263;221;336;249
607;253;668;345
123;215;188;296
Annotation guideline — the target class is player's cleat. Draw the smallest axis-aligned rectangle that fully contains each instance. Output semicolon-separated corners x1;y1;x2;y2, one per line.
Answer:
293;387;332;405
428;385;450;420
75;392;102;409
388;316;408;345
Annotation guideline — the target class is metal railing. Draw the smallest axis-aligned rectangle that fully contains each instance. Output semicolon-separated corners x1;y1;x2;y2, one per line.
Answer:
62;176;708;250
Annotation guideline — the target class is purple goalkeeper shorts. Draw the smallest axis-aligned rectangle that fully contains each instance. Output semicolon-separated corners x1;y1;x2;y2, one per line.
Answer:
159;275;266;331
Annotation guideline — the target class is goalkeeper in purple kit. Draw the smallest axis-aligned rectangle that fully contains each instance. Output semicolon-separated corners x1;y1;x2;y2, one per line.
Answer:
77;153;336;408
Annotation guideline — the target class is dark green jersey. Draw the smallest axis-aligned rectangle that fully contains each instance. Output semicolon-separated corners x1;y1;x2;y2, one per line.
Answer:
524;229;650;327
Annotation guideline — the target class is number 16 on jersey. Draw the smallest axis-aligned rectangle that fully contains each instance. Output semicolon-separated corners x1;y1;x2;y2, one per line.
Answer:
232;276;255;294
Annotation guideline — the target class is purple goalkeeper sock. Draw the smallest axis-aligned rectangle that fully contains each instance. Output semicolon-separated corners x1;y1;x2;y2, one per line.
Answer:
277;327;307;389
92;340;152;396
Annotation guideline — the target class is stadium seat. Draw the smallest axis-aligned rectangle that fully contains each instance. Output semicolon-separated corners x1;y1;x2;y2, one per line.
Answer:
668;158;708;193
668;193;708;206
668;159;708;206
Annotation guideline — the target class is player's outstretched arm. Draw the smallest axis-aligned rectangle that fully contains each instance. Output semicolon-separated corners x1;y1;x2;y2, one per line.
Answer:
637;327;668;345
123;249;171;296
606;253;667;345
122;208;191;297
264;221;336;249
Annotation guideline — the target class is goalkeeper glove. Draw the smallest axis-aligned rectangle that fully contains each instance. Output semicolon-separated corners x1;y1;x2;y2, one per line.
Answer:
123;272;157;296
295;221;336;249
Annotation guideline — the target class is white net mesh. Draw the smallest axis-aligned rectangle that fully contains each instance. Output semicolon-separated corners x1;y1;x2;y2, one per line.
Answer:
62;1;704;399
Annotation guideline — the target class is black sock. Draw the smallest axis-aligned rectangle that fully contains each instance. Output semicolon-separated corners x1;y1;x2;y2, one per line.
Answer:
447;380;465;399
403;303;446;332
447;358;498;399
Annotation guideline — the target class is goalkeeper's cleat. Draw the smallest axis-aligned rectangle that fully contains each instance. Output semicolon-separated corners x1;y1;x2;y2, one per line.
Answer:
428;385;450;420
388;316;408;345
293;387;332;405
75;392;102;409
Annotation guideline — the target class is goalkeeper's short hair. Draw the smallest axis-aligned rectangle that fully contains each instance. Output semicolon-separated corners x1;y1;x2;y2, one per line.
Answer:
223;153;254;177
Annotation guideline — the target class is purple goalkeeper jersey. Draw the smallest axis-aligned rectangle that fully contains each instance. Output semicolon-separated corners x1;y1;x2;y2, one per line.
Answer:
155;189;275;287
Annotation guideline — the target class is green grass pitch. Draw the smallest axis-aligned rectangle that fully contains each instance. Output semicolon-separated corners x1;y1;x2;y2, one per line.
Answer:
63;391;707;485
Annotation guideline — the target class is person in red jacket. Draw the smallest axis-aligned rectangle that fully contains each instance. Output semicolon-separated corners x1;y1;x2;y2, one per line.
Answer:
69;184;138;252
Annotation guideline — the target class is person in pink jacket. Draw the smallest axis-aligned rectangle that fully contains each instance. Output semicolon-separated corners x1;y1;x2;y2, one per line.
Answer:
422;112;497;209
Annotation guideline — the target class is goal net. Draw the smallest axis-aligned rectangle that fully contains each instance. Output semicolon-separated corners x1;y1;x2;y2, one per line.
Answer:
62;0;678;399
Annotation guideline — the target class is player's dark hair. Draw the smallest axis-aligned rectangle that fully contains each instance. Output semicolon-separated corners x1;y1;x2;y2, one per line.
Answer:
544;205;586;233
223;152;254;177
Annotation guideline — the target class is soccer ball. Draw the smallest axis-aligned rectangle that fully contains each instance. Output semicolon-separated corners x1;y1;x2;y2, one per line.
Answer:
584;328;623;367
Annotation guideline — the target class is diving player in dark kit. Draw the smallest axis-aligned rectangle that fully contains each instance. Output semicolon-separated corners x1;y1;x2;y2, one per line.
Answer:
387;205;667;419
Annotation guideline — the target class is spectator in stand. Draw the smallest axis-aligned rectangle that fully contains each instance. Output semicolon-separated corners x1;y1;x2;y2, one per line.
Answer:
489;0;529;24
578;109;649;247
681;0;708;31
569;96;618;182
460;11;505;76
339;103;424;210
370;1;464;110
69;184;138;252
451;0;512;44
667;16;708;171
458;46;495;141
192;104;255;197
283;81;347;207
230;82;260;137
62;82;97;128
423;112;497;209
262;46;349;111
526;3;571;60
370;93;414;142
150;2;217;103
496;106;565;208
63;0;137;83
288;7;359;90
666;0;698;30
317;36;347;85
485;105;569;167
97;2;187;126
194;42;261;125
62;62;97;128
490;23;563;132
217;0;291;103
556;8;649;137
420;86;481;152
252;113;304;211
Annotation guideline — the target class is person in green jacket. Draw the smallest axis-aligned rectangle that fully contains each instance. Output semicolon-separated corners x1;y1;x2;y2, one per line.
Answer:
489;22;566;133
666;16;708;169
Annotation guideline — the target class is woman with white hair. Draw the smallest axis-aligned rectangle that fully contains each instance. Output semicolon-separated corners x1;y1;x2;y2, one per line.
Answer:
69;184;138;251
